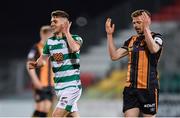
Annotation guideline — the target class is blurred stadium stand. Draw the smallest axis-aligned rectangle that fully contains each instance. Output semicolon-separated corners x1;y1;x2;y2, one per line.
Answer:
0;0;180;117
152;0;180;21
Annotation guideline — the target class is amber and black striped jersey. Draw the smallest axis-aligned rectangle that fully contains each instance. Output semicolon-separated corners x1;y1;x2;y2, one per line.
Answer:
27;42;54;87
122;33;163;89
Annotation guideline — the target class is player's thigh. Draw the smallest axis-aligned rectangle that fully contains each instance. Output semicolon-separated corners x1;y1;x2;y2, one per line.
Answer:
42;91;54;112
35;100;46;111
123;87;140;113
66;111;79;117
139;88;159;115
56;87;82;112
143;113;156;118
34;89;46;111
52;107;68;117
44;99;53;112
124;107;140;117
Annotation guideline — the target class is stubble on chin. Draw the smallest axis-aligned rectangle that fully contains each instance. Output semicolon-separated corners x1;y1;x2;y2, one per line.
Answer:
135;29;143;35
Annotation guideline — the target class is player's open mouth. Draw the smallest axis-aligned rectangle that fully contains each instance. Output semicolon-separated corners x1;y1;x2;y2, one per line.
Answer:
51;26;55;29
135;28;140;31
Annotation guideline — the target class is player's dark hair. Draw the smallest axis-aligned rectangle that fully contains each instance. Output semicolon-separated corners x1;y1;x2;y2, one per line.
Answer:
131;9;151;18
51;10;69;20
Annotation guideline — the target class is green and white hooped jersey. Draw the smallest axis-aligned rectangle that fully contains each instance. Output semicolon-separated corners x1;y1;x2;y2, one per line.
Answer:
43;35;83;91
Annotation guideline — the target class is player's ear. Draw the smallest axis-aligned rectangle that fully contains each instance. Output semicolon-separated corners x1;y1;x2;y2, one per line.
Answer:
67;19;71;23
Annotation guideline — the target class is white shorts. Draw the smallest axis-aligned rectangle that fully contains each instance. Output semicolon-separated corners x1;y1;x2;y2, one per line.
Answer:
55;86;82;112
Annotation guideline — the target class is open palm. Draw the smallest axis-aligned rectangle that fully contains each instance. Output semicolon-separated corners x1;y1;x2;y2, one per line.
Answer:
62;21;72;34
105;18;115;35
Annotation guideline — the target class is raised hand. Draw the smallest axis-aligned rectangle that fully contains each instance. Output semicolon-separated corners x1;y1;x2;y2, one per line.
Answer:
62;21;72;34
105;18;115;35
28;61;37;69
141;12;151;30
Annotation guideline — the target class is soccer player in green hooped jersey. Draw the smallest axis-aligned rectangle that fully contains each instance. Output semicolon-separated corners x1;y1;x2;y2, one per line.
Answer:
28;10;83;117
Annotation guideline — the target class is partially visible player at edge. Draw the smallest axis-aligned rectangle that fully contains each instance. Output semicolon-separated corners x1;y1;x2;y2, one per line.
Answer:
105;9;163;117
28;10;83;117
26;26;54;117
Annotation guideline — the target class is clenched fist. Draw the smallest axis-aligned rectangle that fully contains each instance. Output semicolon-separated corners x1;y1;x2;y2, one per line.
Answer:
27;61;37;69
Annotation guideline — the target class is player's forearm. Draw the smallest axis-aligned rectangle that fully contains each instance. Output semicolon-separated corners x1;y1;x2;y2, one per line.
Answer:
144;28;160;53
65;33;80;52
107;34;119;61
28;69;39;82
28;69;43;89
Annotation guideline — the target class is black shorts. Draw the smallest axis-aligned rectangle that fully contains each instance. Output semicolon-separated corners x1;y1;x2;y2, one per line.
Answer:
34;86;55;102
123;87;159;115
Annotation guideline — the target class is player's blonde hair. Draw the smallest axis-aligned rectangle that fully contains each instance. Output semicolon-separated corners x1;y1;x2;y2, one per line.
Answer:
131;9;151;18
40;25;52;34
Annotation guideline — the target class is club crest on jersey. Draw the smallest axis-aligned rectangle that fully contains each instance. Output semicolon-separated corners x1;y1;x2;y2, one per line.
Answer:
53;53;63;63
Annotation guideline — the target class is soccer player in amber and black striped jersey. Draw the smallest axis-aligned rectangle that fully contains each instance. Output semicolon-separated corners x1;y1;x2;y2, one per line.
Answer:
27;26;54;117
105;9;163;117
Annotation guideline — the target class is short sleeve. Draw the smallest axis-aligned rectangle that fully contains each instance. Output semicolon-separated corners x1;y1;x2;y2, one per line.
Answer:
121;37;132;50
27;45;38;61
72;35;83;46
154;34;163;46
43;40;50;55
